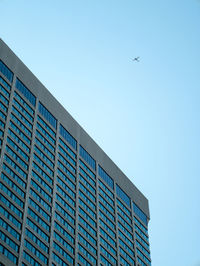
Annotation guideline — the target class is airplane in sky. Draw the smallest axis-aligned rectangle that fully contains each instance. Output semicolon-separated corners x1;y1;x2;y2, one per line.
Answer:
132;57;140;62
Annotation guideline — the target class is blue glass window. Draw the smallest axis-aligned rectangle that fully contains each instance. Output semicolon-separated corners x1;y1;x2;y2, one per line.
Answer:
99;219;116;239
135;225;148;241
120;256;132;266
35;138;54;160
4;154;27;179
136;240;150;258
26;228;49;253
28;208;50;231
78;253;92;266
117;199;131;217
137;248;151;265
137;256;147;266
34;146;54;169
30;185;52;207
7;137;29;162
80;160;96;179
37;116;56;138
6;146;28;170
1;172;25;198
99;187;114;206
79;174;96;195
15;78;36;106
55;212;74;234
59;138;76;159
78;244;97;265
98;179;114;198
57;176;75;196
58;145;76;166
118;222;133;240
134;217;148;234
79;190;96;210
100;245;116;265
78;234;97;255
79;145;96;171
26;218;49;242
36;130;55;152
116;184;130;207
30;185;52;209
0;101;7;113
119;247;135;264
53;252;68;266
32;171;52;194
57;160;75;182
38;102;57;129
100;254;112;266
0;193;23;218
79;182;96;202
11;113;32;138
29;198;51;222
0;83;10;98
99;202;115;222
0;206;21;229
135;232;149;250
56;185;75;206
0;244;17;264
23;251;41;266
0;60;13;82
79;202;94;225
55;203;75;224
79;168;96;187
54;221;74;244
24;240;48;264
10;121;31;145
99;194;115;213
57;169;76;190
56;194;75;216
60;124;77;150
118;230;133;248
118;214;132;232
32;162;53;185
0;119;5;129
33;153;53;177
133;202;148;226
0;92;9;105
13;99;34;123
0;217;20;240
98;165;113;189
119;238;134;257
0;75;11;91
58;152;75;174
53;242;74;264
8;129;30;153
78;224;97;246
54;231;74;254
117;206;132;224
78;216;97;237
0;109;6;120
37;122;55;144
100;236;116;256
99;227;116;247
99;211;115;230
14;91;34;115
79;205;96;226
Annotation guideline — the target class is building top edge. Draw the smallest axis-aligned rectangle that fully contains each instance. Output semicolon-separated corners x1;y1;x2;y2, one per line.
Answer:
0;39;150;218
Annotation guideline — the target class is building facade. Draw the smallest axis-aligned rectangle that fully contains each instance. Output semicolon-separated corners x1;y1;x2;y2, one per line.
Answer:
0;39;151;266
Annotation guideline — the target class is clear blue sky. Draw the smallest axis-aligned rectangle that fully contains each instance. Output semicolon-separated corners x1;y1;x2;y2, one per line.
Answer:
1;1;200;265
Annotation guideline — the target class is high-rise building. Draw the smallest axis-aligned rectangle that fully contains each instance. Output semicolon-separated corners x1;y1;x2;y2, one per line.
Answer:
0;39;151;266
